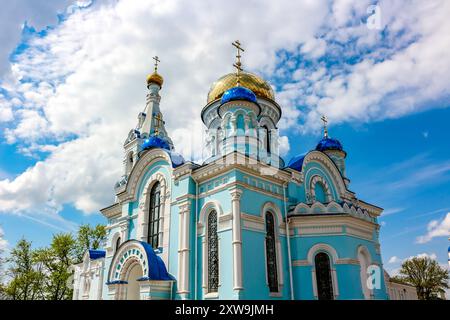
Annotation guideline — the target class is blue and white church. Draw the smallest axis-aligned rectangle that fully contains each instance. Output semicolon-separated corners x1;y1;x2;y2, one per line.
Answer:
72;43;388;300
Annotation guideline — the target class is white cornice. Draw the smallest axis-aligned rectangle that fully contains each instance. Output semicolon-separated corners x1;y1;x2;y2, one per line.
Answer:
100;202;121;219
191;152;291;184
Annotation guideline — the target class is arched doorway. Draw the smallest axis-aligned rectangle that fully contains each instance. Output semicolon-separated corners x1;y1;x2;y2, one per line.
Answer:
126;263;143;300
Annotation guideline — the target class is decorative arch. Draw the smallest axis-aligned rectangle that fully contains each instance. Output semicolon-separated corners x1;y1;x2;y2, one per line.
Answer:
310;202;327;214
122;149;172;202
261;202;283;227
357;245;373;299
327;201;343;213
301;151;347;200
307;174;333;203
107;240;172;284
258;116;276;130
111;232;122;253
307;243;339;264
198;200;224;232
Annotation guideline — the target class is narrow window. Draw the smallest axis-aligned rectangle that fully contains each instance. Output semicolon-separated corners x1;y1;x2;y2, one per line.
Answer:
263;126;271;153
207;210;219;293
126;151;134;173
115;236;121;252
265;212;278;292
315;252;334;300
147;182;161;248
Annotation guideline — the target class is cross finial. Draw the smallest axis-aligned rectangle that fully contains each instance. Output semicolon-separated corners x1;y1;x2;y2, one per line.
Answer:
153;112;164;135
232;40;244;86
152;56;160;72
321;115;328;138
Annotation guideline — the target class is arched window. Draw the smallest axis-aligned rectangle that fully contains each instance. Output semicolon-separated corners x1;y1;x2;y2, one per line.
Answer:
315;252;334;300
263;126;270;153
236;114;245;134
265;212;278;293
358;248;371;299
115;236;121;252
126;151;134;173
314;182;327;203
147;182;161;249
207;210;219;293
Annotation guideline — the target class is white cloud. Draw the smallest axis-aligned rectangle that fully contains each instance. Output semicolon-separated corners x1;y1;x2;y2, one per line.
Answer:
416;213;450;244
0;0;449;225
388;256;400;264
0;226;7;252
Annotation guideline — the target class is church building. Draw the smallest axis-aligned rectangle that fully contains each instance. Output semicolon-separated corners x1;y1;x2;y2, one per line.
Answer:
72;42;388;300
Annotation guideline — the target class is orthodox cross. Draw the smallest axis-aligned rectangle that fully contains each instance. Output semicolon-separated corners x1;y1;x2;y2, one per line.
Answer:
321;115;328;138
153;112;163;135
152;55;160;72
232;40;244;86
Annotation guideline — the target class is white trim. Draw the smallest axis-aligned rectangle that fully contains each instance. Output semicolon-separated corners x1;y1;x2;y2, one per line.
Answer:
202;209;220;296
357;245;373;299
261;205;284;294
308;174;332;203
136;171;171;265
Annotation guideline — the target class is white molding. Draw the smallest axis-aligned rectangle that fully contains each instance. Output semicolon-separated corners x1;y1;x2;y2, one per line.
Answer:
357;245;373;299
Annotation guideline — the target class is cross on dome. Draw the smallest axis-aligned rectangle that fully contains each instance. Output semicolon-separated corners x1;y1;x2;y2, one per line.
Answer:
153;55;160;72
232;40;244;86
153;112;163;135
321;115;328;138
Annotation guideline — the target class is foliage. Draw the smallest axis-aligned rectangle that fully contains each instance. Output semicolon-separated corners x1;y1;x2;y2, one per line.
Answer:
75;224;107;263
396;256;449;300
2;239;45;300
1;224;106;300
34;234;76;300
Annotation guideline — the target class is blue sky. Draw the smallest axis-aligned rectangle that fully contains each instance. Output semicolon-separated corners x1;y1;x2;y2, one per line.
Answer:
0;0;449;277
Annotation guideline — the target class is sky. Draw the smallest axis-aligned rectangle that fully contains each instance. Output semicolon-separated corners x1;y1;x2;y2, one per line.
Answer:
0;0;449;279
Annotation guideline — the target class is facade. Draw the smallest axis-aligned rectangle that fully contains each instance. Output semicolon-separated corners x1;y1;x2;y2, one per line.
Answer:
384;271;418;300
72;50;388;300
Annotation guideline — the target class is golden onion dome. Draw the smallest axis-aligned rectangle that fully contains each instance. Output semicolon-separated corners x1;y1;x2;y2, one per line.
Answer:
207;71;275;103
146;71;164;87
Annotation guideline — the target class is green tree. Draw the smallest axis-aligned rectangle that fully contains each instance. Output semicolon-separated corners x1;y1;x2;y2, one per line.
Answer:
397;256;449;300
0;228;6;299
35;233;76;300
3;238;44;300
75;224;107;263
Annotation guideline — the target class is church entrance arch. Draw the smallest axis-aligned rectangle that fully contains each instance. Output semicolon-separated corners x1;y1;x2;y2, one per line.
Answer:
125;262;143;300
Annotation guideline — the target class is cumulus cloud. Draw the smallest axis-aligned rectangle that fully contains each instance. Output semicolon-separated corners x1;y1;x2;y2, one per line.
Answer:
0;0;449;223
416;213;450;244
0;226;7;252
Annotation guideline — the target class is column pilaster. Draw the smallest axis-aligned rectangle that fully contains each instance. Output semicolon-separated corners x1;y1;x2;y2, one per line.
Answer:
230;187;243;295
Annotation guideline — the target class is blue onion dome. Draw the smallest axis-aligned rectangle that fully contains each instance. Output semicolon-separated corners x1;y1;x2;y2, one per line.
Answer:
315;137;344;152
221;86;257;104
287;153;306;172
142;135;170;151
